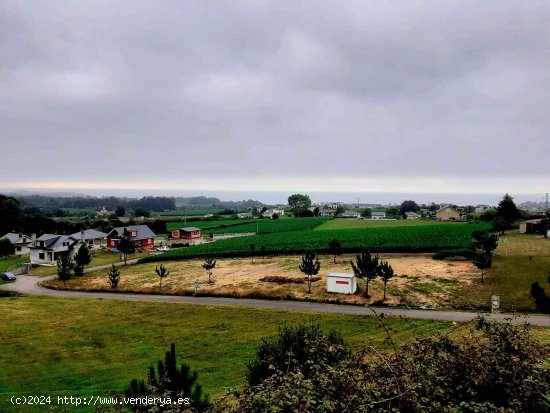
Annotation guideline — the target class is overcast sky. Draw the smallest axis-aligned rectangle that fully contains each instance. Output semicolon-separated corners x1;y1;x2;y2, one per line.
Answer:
1;0;549;200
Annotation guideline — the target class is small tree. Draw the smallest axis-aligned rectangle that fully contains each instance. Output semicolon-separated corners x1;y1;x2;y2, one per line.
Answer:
328;239;343;263
125;343;209;412
492;216;508;235
107;264;121;288
473;252;492;283
472;231;499;255
56;255;74;287
496;193;521;223
299;251;321;294
73;244;92;276
155;263;170;288
351;250;380;298
539;212;550;238
202;257;216;283
361;208;372;218
379;260;395;300
530;273;550;313
249;243;255;264
260;245;267;259
334;205;345;217
0;238;15;257
115;205;125;217
117;232;135;265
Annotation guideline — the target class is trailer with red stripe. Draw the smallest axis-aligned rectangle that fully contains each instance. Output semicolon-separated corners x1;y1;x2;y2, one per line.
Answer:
326;273;357;294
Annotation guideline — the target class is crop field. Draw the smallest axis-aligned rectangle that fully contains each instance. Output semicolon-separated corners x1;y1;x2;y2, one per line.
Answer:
153;209;226;217
316;219;462;230
167;217;330;234
143;223;489;262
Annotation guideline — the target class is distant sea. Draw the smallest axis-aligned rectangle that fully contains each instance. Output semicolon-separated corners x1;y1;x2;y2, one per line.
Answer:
5;188;542;206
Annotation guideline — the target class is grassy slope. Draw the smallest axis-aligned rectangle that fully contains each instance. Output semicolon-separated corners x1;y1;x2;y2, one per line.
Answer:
0;256;27;272
453;231;550;311
0;296;451;412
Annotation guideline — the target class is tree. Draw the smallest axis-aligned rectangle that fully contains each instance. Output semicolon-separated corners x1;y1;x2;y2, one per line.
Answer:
496;193;521;224
260;245;267;258
530;273;550;313
155;263;170;288
492;216;508;235
246;324;351;386
379;260;395;300
328;239;343;263
271;212;279;219
56;256;74;287
117;232;135;265
125;343;209;412
472;231;499;255
473;252;492;283
351;250;380;298
73;244;92;276
0;238;15;257
399;200;420;215
539;211;550;238
0;195;23;235
115;205;125;217
299;251;321;294
287;194;311;217
249;243;255;264
107;264;121;288
361;208;372;218
133;207;150;218
202;257;216;283
334;205;345;217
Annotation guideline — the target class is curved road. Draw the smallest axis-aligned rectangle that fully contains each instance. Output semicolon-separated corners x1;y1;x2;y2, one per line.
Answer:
2;274;549;326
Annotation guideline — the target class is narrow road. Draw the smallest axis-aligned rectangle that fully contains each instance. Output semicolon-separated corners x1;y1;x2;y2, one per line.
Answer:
2;274;549;326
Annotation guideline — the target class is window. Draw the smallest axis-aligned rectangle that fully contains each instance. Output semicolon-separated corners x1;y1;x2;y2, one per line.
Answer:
39;253;45;259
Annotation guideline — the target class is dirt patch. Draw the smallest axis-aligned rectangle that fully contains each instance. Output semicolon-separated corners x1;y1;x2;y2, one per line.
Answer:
43;254;478;308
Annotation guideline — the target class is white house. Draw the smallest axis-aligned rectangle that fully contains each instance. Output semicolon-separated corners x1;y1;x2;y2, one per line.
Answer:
319;209;336;217
371;212;386;220
70;229;107;249
340;210;360;219
237;212;253;219
327;273;357;294
1;233;33;256
262;208;285;218
405;211;421;220
29;234;81;265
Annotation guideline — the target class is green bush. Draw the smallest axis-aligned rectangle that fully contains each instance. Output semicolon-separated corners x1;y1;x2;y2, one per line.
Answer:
432;248;476;260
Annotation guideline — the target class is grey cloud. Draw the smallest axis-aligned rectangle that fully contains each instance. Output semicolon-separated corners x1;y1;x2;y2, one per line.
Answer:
1;0;549;187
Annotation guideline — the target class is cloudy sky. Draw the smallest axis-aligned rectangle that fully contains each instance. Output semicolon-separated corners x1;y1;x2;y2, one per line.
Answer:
1;0;549;200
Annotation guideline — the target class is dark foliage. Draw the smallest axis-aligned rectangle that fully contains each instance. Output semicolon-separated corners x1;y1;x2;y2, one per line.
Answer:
0;238;15;257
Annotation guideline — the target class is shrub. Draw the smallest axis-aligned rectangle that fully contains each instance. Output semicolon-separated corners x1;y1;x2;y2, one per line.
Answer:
245;323;351;386
432;248;475;260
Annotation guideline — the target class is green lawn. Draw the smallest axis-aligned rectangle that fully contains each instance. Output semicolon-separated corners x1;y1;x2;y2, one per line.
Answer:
316;219;469;230
0;256;27;272
0;296;453;412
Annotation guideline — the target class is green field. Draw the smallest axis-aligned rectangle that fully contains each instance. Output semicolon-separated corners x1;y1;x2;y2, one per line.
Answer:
316;218;459;230
0;256;27;272
153;209;225;217
167;217;330;235
143;223;490;262
0;296;451;412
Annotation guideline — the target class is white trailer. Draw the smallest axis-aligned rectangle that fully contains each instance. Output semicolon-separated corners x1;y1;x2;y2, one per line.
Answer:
326;273;357;294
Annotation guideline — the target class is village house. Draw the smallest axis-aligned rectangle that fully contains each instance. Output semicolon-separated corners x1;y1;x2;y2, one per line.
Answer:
262;208;285;218
29;234;81;265
319;209;336;217
341;210;361;219
70;229;107;249
237;212;253;219
436;206;461;221
405;211;421;220
371;211;386;220
1;232;33;256
519;219;543;234
475;205;491;213
170;227;202;242
106;225;156;252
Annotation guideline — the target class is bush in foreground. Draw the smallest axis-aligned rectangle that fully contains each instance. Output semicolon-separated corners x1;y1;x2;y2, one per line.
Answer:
213;318;550;413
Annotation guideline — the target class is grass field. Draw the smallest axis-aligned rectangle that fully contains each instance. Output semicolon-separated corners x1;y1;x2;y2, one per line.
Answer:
0;256;27;272
451;231;550;311
167;217;329;234
0;296;453;412
316;219;465;230
144;223;490;262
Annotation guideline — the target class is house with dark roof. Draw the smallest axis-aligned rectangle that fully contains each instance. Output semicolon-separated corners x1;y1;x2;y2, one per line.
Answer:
170;227;202;242
29;234;81;265
70;229;107;249
1;232;33;256
106;225;156;252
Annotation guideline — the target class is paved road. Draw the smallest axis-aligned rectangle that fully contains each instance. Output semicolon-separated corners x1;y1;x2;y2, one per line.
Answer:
2;274;549;326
